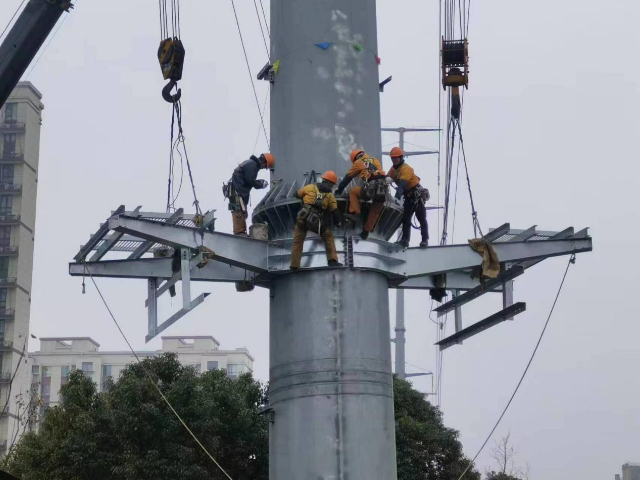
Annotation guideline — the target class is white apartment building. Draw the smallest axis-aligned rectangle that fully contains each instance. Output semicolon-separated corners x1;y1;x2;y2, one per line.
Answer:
29;336;254;409
0;82;43;454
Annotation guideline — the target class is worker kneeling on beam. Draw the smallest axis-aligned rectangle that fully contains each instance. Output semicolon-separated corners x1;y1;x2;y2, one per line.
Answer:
290;171;344;270
388;147;429;248
335;149;387;240
223;153;275;236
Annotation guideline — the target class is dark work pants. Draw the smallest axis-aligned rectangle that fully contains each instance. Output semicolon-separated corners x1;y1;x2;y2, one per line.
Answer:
401;195;428;243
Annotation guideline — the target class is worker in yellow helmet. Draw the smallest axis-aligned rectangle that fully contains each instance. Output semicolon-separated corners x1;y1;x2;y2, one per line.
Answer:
224;153;275;236
335;149;387;240
387;147;429;248
290;171;344;270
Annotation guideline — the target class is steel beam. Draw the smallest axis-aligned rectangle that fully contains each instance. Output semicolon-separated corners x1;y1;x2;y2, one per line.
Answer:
402;238;592;277
394;273;492;291
436;303;527;350
128;208;184;259
145;293;210;343
109;216;269;272
74;205;125;261
69;258;257;283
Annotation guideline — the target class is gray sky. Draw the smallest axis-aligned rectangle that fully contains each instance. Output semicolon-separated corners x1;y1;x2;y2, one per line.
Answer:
3;0;638;478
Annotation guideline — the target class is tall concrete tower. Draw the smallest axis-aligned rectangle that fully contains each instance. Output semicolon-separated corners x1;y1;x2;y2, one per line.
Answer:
0;81;43;452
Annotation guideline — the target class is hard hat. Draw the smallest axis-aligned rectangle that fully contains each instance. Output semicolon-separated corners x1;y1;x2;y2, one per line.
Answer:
390;147;404;158
261;153;275;168
350;149;365;163
321;171;338;184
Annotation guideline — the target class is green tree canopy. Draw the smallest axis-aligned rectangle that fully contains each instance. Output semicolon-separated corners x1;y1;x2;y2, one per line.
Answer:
394;376;481;480
5;354;269;480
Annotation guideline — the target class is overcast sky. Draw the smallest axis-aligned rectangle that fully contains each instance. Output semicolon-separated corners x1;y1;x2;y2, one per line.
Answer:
2;0;638;478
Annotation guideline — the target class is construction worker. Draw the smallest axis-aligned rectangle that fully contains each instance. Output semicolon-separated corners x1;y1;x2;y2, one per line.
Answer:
225;153;275;236
291;171;344;270
335;149;387;240
387;147;429;248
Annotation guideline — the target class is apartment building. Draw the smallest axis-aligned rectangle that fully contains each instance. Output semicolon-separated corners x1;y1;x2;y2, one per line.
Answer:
29;336;254;409
0;82;43;454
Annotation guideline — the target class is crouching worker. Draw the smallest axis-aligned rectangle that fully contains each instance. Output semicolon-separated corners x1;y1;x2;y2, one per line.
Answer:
290;171;344;270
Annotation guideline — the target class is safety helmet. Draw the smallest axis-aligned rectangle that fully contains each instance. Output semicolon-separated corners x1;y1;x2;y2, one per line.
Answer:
390;146;404;158
261;153;275;168
350;149;365;163
321;171;338;184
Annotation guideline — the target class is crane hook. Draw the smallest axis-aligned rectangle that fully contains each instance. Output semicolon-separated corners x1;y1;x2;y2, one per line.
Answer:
162;80;182;103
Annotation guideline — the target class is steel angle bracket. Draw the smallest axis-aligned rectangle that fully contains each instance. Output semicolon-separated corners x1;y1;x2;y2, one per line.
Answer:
145;248;210;343
436;302;527;350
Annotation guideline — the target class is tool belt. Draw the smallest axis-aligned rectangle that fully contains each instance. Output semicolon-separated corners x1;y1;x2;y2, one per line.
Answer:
362;176;388;202
223;181;247;213
408;185;430;205
297;205;323;234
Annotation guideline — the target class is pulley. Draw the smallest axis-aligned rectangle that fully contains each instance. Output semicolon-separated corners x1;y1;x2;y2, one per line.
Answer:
158;37;185;103
442;38;469;90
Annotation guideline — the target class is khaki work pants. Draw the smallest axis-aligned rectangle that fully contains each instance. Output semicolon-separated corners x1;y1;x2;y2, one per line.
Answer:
232;210;248;235
290;219;338;268
349;186;384;233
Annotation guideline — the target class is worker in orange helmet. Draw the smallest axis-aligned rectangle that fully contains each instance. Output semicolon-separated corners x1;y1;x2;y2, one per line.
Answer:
335;148;388;240
387;147;429;248
290;171;344;270
224;153;275;236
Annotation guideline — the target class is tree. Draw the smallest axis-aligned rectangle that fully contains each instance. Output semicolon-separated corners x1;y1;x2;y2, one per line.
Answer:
485;433;529;480
4;354;269;480
394;376;481;480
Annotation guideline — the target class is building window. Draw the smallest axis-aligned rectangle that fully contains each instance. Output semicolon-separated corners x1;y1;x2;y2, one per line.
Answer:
0;165;14;184
227;364;244;379
31;365;39;388
61;365;71;386
206;361;219;371
0;227;10;247
188;364;201;376
2;134;16;156
0;320;4;341
0;196;12;214
81;362;93;379
0;289;7;310
4;104;17;124
101;365;112;391
41;367;51;404
0;257;9;278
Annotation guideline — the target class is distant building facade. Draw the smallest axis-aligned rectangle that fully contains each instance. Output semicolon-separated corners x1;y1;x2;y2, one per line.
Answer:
28;336;254;410
622;463;640;480
0;82;44;454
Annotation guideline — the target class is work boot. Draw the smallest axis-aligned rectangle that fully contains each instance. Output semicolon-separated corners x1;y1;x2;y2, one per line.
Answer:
328;260;344;267
395;239;409;248
290;266;299;271
420;240;428;248
360;230;369;240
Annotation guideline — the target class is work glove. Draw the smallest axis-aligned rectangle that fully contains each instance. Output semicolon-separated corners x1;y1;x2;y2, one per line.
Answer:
256;179;269;189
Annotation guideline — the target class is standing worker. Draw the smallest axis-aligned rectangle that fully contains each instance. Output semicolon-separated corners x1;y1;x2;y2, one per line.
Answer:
335;149;387;240
387;147;429;248
291;171;344;270
224;153;275;236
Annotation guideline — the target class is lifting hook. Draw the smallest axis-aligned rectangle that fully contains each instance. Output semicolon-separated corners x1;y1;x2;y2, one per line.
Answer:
162;80;182;104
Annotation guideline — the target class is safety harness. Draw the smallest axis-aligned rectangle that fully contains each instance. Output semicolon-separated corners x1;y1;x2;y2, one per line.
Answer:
222;181;247;215
361;157;388;202
297;185;327;234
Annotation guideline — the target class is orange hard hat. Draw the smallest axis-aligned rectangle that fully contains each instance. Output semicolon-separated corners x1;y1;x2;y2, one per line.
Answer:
321;171;338;184
261;153;275;168
390;146;404;158
350;149;365;163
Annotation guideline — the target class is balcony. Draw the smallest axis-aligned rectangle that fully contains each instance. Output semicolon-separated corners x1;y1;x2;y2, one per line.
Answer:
0;340;14;351
0;122;25;132
0;214;20;225
0;184;22;194
0;440;6;452
0;310;15;320
0;246;18;256
0;278;16;288
0;153;24;164
0;372;12;383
